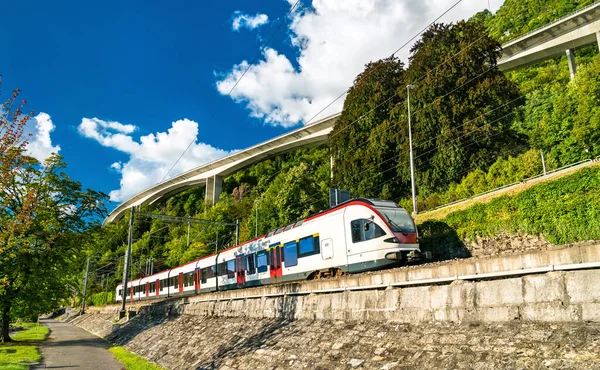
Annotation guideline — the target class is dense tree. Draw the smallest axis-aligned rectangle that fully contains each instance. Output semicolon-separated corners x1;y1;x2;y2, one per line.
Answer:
403;20;524;196
0;154;107;341
330;57;406;199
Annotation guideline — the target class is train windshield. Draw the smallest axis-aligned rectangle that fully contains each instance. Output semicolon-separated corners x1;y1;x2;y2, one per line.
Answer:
376;208;416;233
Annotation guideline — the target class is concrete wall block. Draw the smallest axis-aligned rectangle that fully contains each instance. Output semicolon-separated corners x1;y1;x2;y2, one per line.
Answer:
566;270;600;303
520;302;581;322
378;289;399;310
389;308;433;323
341;276;360;288
399;286;431;309
358;275;373;287
454;261;477;276
548;247;582;266
476;255;523;275
521;250;551;269
581;303;600;322
433;264;457;279
407;267;434;281
474;306;519;322
430;285;451;310
379;271;398;285
449;280;476;308
433;308;462;322
475;278;523;307
580;243;600;263
523;272;565;304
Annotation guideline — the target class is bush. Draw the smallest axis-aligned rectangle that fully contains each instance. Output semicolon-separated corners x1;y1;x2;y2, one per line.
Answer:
436;166;600;245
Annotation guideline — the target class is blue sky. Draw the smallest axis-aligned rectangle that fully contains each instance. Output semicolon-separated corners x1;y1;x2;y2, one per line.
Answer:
0;0;502;210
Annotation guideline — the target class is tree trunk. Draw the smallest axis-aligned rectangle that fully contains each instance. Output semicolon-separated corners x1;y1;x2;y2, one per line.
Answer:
0;305;12;342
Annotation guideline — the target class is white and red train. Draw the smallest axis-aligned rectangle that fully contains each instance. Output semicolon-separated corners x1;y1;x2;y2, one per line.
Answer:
116;198;423;302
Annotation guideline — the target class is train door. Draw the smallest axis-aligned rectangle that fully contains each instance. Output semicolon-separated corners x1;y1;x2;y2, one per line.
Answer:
156;279;160;297
269;243;283;283
195;269;200;292
236;255;246;286
178;273;184;293
145;282;149;298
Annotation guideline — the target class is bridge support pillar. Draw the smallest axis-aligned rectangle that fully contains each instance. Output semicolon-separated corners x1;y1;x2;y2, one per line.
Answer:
205;175;223;205
566;48;577;79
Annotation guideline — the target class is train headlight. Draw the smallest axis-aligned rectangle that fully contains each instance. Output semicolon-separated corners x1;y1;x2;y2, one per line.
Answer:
384;237;399;243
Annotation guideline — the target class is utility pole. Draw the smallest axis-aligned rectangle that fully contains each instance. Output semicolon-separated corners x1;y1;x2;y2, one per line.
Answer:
540;151;547;176
120;207;134;316
104;274;109;305
406;84;418;215
235;219;240;245
186;218;191;247
80;257;91;314
255;199;259;238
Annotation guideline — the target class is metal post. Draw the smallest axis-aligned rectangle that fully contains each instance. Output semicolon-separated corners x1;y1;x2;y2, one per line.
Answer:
186;218;191;247
566;48;576;79
120;207;134;314
407;84;418;215
81;257;90;314
150;258;154;275
235;219;240;245
214;230;219;293
540;151;547;176
330;154;334;181
255;199;259;238
104;274;109;305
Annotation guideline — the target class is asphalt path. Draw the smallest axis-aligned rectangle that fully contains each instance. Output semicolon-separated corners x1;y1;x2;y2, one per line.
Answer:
32;319;123;369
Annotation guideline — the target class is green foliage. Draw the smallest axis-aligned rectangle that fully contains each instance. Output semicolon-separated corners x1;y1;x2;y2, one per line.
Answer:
0;323;47;369
429;166;600;245
486;0;596;42
109;346;165;370
0;153;107;341
331;20;524;200
88;291;115;307
10;325;49;342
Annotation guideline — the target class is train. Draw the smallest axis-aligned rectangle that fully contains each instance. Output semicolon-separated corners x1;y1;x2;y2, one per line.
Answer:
116;198;425;302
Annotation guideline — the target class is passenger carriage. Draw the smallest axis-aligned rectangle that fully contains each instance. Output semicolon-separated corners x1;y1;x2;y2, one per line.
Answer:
116;198;423;302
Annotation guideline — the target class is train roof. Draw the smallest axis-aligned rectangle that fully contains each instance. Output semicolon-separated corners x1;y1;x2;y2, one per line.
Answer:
117;198;405;288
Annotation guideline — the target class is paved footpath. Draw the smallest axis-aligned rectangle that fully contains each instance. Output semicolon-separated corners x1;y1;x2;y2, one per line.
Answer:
32;319;123;370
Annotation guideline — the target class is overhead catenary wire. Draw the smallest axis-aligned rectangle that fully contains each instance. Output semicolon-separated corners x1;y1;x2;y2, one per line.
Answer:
160;0;467;192
161;0;302;182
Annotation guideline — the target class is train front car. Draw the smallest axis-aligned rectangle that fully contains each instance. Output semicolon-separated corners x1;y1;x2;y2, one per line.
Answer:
345;199;423;273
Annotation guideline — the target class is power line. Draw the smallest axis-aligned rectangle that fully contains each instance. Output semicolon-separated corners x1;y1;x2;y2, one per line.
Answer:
161;1;302;182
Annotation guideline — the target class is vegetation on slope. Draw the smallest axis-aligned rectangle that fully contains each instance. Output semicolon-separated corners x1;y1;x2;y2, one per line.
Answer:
418;165;600;260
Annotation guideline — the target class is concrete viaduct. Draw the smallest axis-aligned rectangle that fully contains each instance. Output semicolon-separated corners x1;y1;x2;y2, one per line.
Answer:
105;3;600;224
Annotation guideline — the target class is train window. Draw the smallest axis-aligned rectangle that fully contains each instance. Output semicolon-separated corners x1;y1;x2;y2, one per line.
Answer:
218;262;227;276
150;282;155;293
201;268;208;283
298;235;320;257
118;289;122;296
226;260;235;279
256;250;268;273
351;219;386;243
283;241;298;267
294;219;304;227
173;276;179;289
247;253;256;274
283;223;294;231
275;227;284;235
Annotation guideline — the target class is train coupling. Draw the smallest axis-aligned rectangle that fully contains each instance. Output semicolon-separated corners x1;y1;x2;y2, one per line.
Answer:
385;250;432;263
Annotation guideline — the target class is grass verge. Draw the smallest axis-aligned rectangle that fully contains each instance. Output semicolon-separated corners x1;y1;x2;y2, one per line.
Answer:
0;322;48;369
109;346;165;370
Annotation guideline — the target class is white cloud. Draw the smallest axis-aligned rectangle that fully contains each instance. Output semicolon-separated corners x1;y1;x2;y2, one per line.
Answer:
217;0;504;127
24;112;61;162
232;11;269;31
78;117;230;202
